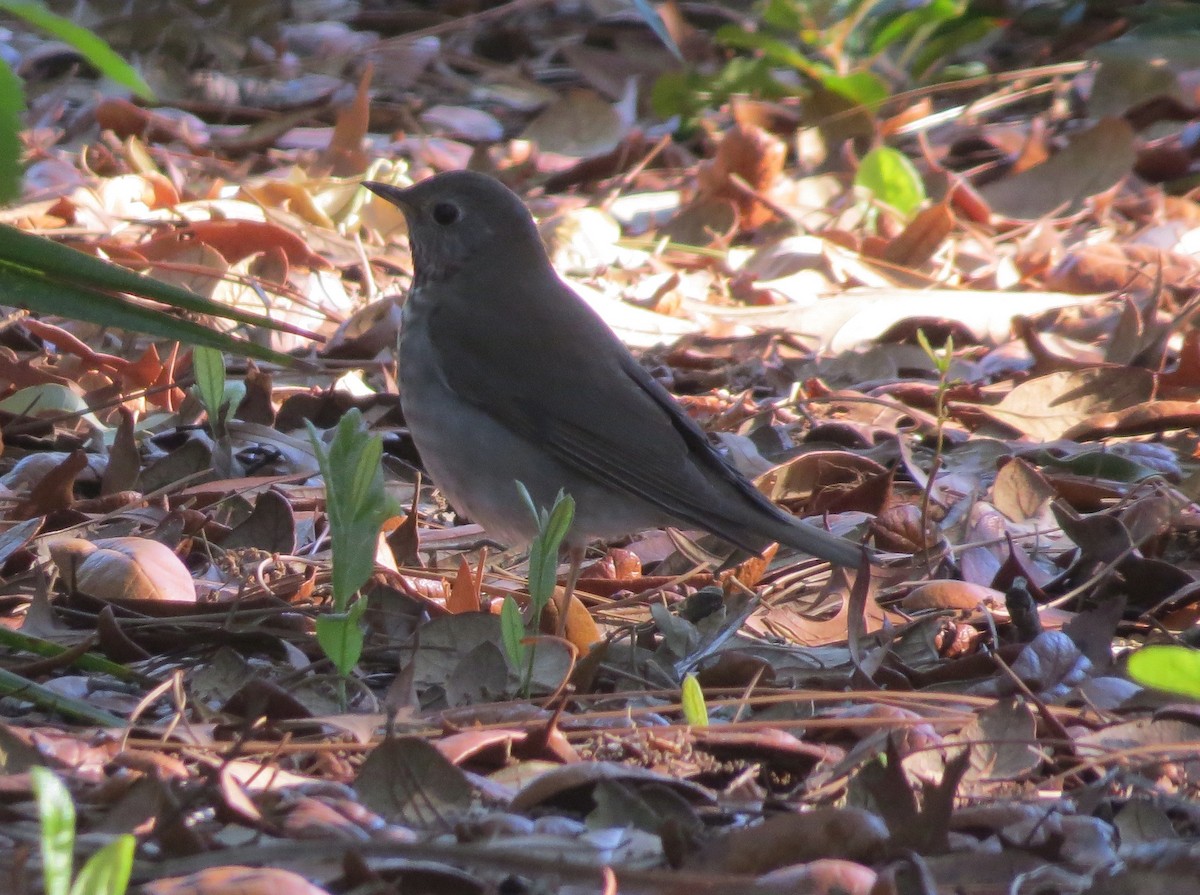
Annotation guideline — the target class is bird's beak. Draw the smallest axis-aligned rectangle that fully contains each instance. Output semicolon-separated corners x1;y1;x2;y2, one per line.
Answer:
363;181;410;209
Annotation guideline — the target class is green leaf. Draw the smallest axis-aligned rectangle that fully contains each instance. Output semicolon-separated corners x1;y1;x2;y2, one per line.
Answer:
0;1;154;100
0;59;23;203
717;25;825;77
0;257;297;367
500;595;528;670
316;602;367;677
524;489;575;618
820;70;890;106
0;383;107;431
681;674;709;727
348;433;384;516
916;329;954;375
515;480;542;529
869;0;961;55
0;222;320;360
1127;645;1200;700
192;346;226;431
911;16;997;79
69;835;134;895
855;145;926;218
762;0;804;32
32;767;75;895
0;667;127;726
542;493;576;558
0;625;140;680
308;410;400;611
649;70;698;121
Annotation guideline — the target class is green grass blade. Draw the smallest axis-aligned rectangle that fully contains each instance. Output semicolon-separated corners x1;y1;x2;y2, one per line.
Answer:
69;835;134;895
32;767;74;895
0;265;299;366
0;59;23;203
0;224;318;338
0;1;154;99
0;666;127;726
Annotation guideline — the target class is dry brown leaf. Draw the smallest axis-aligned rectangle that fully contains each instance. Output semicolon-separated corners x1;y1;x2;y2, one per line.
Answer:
447;554;482;614
1062;400;1200;441
979;117;1136;221
521;88;626;160
901;581;1005;613
139;219;330;269
693;807;890;873
881;201;954;268
50;536;196;603
13;449;88;518
319;62;372;177
142;866;332;895
695;119;787;229
977;367;1154;441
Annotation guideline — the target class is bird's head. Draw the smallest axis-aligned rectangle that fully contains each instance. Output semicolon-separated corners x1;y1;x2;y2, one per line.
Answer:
364;171;545;288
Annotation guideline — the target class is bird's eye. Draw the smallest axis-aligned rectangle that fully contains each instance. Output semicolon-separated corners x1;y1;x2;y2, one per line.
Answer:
432;202;461;226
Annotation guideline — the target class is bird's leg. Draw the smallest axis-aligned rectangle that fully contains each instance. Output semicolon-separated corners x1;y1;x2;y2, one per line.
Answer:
556;544;585;638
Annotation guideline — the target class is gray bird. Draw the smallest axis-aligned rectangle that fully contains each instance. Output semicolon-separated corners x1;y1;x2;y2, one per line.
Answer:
364;171;866;579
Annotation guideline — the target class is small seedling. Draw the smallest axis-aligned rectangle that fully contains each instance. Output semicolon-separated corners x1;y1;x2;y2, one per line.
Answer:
307;409;401;684
501;485;575;696
916;328;955;456
32;766;134;895
681;673;709;727
191;346;245;439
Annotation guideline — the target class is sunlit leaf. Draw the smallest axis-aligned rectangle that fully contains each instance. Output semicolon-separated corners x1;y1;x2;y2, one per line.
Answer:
1127;645;1200;700
192;346;226;430
821;70;890;106
681;673;709;727
500;595;527;670
0;383;107;431
856;146;926;218
68;835;134;895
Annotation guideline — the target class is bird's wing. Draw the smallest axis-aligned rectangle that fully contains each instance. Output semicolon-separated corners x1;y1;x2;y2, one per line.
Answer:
425;266;792;551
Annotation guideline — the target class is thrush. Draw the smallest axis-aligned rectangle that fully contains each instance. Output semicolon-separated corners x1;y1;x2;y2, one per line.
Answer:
364;171;867;582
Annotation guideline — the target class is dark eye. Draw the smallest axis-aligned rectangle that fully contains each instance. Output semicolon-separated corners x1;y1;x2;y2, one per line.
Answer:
432;202;460;226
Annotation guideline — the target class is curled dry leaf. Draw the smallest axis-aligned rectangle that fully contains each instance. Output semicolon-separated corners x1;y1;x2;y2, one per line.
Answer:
138;219;331;269
978;117;1136;221
695;120;787;229
1045;239;1200;296
1062;400;1200;442
49;537;196;603
537;589;602;652
901;581;1006;614
142;866;331;895
758;858;878;894
693;807;890;873
873;503;938;554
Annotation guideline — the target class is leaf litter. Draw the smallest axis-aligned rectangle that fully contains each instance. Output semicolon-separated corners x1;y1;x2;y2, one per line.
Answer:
3;2;1200;894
